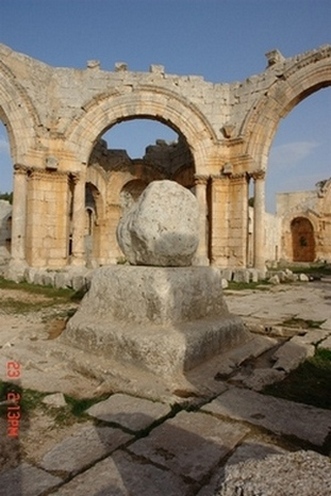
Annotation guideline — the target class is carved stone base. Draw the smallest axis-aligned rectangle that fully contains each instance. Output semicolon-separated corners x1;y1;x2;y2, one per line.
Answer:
62;266;251;377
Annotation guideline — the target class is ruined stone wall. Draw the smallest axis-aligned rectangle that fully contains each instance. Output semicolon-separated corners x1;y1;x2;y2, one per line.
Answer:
276;179;331;263
0;43;330;274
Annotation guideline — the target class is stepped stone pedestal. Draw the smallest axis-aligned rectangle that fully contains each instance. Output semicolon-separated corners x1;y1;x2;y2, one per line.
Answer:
63;265;250;377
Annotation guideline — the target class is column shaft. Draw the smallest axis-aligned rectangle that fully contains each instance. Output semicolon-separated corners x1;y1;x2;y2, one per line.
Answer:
194;175;209;266
11;166;27;262
70;171;86;265
253;172;266;274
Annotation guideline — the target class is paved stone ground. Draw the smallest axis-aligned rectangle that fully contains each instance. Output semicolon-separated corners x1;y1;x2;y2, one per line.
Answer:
0;278;330;495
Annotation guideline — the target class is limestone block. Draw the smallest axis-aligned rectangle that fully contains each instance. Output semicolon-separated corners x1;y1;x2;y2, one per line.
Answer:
217;451;331;496
202;387;331;446
272;339;314;372
66;266;231;326
42;392;67;408
0;463;63;496
233;269;250;283
128;411;249;482
50;450;190;496
63;266;249;376
87;394;170;431
41;424;132;476
117;180;199;266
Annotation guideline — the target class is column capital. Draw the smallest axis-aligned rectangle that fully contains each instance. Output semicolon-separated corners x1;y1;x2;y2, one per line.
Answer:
251;170;266;181
13;163;29;174
194;174;209;186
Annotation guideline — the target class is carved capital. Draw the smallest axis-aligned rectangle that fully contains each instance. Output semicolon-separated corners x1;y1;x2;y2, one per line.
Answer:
194;174;209;186
13;164;29;174
251;170;266;181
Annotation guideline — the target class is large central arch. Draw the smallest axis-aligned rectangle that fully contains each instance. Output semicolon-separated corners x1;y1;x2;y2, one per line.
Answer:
66;86;217;175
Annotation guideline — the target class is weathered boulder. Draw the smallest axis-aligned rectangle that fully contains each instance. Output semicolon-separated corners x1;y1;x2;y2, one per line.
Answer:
216;450;331;496
117;180;199;266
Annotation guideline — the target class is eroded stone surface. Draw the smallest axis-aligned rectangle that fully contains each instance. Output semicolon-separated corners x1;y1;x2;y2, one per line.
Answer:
272;339;315;372
86;393;170;431
0;463;62;496
63;265;249;376
202;387;331;446
197;439;287;496
128;411;249;482
51;450;191;496
216;450;331;496
117;180;199;266
40;424;132;475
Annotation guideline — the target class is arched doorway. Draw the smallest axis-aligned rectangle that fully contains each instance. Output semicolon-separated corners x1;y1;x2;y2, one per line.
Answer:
291;217;315;262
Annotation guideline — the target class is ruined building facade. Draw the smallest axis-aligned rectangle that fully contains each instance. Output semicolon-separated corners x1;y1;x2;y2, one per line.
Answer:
0;44;330;276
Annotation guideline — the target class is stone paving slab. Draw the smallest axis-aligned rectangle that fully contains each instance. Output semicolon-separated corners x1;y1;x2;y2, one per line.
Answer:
86;393;170;431
202;387;331;447
272;339;314;372
128;410;249;482
319;335;331;350
321;318;331;331
40;424;132;475
51;450;191;496
226;285;331;323
233;368;286;391
0;462;63;496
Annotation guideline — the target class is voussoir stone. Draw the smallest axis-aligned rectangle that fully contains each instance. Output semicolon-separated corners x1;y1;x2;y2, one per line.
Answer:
117;180;199;266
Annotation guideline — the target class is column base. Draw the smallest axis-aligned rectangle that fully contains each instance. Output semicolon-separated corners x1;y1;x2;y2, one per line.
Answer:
4;259;28;282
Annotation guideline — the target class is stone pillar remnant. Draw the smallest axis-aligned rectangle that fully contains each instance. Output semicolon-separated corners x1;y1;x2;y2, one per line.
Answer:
253;171;266;275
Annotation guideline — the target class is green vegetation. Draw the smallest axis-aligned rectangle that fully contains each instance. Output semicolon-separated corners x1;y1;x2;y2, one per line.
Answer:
282;263;331;276
0;192;13;204
281;317;326;329
263;348;331;410
0;277;85;314
0;380;109;426
226;281;270;291
0;381;46;416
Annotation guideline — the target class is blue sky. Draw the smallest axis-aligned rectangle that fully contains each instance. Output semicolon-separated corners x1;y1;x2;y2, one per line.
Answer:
0;0;330;211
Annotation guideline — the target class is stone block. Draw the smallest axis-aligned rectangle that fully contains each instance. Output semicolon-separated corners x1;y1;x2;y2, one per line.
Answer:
233;269;250;283
202;387;331;446
0;462;63;496
216;450;331;496
42;272;55;287
63;266;249;376
54;272;70;289
272;339;314;372
50;450;190;496
40;424;132;475
86;394;170;431
128;411;249;482
117;180;199;266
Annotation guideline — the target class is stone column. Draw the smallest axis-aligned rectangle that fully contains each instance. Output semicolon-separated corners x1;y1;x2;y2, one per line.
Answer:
10;164;28;263
70;171;86;266
194;174;209;266
253;170;266;275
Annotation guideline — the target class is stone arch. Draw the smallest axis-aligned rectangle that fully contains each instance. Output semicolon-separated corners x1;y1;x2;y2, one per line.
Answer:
66;86;217;175
291;216;316;262
0;60;40;165
242;46;331;172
